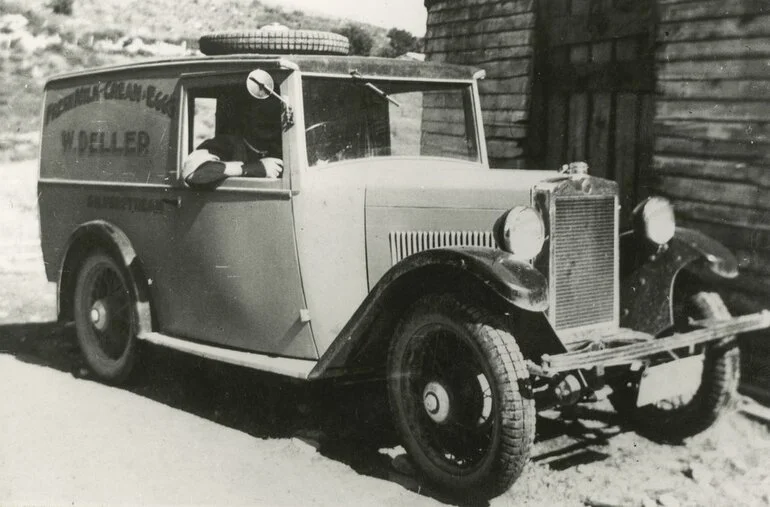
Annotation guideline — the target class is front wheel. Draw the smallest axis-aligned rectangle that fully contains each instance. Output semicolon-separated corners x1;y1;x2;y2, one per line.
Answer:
387;294;535;498
73;252;139;383
610;291;740;441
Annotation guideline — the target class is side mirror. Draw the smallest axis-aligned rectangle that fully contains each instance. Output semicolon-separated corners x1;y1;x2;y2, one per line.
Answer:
246;69;274;100
246;69;294;130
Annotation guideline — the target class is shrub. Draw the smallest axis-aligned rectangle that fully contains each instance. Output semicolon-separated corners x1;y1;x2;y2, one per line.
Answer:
334;24;374;56
377;28;422;58
49;0;73;16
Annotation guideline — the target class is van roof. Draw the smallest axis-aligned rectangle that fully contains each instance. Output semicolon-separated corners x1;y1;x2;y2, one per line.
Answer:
46;54;483;86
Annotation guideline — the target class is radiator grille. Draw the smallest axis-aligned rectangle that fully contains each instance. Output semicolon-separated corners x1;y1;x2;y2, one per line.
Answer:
389;230;495;264
551;196;616;330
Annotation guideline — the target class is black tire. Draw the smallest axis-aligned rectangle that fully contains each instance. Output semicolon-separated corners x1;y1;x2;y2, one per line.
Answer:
199;30;349;56
73;252;139;383
387;294;535;498
610;292;740;442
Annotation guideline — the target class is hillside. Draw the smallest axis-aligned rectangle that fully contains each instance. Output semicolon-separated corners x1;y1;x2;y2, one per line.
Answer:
0;0;391;161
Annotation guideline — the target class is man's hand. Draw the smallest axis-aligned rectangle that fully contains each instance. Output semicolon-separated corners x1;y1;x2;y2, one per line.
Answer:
242;157;284;178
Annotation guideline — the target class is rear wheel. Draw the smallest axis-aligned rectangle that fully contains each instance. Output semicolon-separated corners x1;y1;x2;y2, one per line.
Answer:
610;291;740;441
73;252;139;383
387;294;535;497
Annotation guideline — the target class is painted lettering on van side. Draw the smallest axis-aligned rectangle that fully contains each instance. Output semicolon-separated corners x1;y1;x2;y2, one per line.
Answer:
86;194;164;214
61;130;150;156
45;80;178;125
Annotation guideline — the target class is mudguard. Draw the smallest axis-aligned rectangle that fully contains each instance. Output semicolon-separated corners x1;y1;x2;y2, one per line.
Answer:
674;227;738;279
620;227;738;336
58;220;153;335
309;247;548;379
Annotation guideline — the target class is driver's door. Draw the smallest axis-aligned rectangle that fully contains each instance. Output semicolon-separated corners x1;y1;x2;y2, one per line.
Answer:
150;72;316;360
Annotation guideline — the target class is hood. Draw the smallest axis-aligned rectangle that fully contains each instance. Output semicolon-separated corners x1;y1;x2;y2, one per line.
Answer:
359;158;559;209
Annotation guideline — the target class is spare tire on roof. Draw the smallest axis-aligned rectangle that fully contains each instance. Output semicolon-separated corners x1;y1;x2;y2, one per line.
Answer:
199;27;350;56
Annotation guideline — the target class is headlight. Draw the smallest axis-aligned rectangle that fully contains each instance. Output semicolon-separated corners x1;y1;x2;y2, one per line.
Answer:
636;197;675;245
494;206;545;260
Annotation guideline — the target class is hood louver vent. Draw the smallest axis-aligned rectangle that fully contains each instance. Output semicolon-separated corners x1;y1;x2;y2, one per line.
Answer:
388;230;495;264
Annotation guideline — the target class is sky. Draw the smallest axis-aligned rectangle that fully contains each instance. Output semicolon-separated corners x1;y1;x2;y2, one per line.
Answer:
264;0;428;36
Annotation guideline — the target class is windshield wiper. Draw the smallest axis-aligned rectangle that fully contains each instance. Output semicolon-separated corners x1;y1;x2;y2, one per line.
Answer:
350;70;401;107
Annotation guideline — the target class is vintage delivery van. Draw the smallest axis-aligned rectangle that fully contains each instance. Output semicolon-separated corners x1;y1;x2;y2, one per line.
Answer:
38;28;770;498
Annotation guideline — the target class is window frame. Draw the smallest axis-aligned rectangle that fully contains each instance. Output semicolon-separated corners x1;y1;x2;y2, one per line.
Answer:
176;71;292;193
299;73;483;168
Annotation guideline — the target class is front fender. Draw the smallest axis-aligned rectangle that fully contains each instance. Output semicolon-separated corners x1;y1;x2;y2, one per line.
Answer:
309;247;548;379
420;247;549;312
673;227;738;279
620;227;738;335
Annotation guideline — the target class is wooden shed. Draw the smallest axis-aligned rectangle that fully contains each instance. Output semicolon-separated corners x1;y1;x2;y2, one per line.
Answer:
423;0;770;399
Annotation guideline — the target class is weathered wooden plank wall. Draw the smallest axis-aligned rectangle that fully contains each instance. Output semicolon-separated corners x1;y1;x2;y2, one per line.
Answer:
424;0;536;168
654;0;770;398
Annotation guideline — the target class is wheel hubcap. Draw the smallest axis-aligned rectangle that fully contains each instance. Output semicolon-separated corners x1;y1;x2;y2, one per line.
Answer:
423;381;451;423
90;299;109;332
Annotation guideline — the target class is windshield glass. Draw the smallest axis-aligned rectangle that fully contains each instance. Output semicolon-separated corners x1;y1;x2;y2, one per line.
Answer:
302;76;479;167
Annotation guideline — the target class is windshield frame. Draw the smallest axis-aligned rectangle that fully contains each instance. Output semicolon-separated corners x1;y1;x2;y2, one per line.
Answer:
299;72;486;169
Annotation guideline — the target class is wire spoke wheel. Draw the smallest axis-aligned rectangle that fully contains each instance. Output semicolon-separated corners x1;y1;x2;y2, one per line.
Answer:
74;252;139;383
401;327;496;470
388;294;535;498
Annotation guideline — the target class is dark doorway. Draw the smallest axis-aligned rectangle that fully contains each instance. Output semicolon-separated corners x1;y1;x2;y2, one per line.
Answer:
529;0;656;221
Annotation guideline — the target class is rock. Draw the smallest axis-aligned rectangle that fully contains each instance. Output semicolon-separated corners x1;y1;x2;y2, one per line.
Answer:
657;493;679;507
683;462;712;485
291;429;325;451
728;457;749;474
720;481;747;501
0;14;28;34
289;436;319;456
640;495;657;507
582;495;626;506
391;454;416;476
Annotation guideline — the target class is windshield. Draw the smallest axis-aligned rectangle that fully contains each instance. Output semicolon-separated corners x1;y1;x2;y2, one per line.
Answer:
302;76;479;167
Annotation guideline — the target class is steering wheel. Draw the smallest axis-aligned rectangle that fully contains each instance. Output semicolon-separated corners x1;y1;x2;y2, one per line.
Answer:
305;120;355;165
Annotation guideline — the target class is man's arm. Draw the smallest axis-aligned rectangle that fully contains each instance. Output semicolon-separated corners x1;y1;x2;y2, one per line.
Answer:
182;149;245;187
182;145;283;187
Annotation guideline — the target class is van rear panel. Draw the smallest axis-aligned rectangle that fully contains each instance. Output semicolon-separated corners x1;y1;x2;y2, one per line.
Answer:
39;74;180;283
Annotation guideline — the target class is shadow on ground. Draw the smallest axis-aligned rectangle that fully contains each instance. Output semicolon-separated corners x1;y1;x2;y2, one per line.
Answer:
0;321;631;507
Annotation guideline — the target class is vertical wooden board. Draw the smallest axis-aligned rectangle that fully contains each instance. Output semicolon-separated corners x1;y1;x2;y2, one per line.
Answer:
546;0;570;17
528;78;548;164
636;94;655;201
588;34;613;178
545;47;570;168
568;93;589;161
597;0;613;10
592;41;613;63
546;92;568;168
588;93;612;179
570;44;590;63
615;93;639;223
572;0;591;15
616;36;639;61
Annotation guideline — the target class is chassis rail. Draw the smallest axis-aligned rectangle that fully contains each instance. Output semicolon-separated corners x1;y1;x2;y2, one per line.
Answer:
535;310;770;376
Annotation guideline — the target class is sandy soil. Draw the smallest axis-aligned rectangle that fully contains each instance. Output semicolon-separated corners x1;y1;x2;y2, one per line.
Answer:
1;159;770;507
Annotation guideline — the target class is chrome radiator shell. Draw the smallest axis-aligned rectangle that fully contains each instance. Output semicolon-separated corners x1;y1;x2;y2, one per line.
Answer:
533;176;619;338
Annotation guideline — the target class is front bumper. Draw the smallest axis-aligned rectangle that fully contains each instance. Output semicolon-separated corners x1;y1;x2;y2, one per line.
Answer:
530;310;770;376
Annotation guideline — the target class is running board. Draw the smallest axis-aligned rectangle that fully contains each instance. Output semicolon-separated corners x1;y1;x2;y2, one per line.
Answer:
537;310;770;375
138;332;317;380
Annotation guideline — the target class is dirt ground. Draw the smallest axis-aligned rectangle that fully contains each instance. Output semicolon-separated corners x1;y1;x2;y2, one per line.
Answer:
2;159;770;507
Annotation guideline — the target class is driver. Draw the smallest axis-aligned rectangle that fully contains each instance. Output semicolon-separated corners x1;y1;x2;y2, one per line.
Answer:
182;92;283;188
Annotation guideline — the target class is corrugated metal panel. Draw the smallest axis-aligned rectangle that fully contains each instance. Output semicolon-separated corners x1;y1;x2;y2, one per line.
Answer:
551;196;616;330
389;230;495;264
